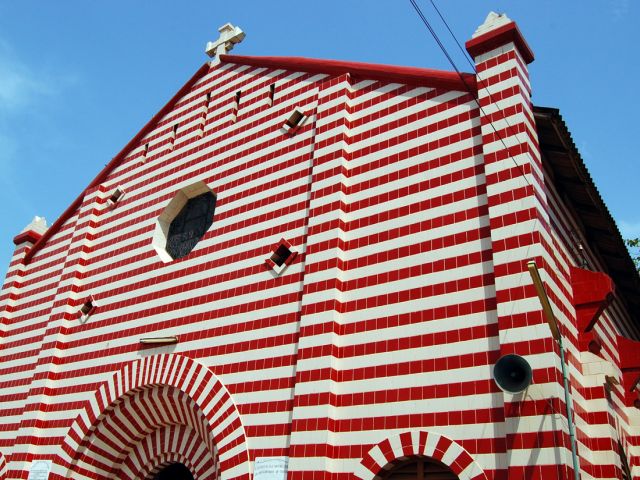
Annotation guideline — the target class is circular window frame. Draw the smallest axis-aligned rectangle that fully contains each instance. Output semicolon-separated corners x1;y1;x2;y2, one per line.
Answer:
152;180;216;263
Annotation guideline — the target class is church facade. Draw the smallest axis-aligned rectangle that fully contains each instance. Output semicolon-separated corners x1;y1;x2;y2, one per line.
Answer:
1;13;639;480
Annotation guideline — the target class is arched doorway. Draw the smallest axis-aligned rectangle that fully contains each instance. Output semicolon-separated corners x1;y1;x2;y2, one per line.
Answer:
62;354;251;480
153;462;195;480
381;456;459;480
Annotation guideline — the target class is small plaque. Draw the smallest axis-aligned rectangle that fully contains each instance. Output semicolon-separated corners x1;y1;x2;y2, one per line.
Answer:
28;460;52;480
254;457;288;480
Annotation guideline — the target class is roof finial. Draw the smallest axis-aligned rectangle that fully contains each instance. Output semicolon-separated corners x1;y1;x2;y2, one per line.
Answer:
22;216;48;235
13;216;48;246
472;11;512;38
205;23;246;60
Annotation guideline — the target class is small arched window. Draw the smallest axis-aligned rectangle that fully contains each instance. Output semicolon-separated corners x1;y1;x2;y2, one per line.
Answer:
166;191;216;260
381;457;459;480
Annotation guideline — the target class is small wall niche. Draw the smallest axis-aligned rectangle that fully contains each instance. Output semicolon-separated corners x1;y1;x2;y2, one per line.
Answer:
79;296;96;322
268;84;276;106
265;238;298;275
282;108;307;135
107;186;126;207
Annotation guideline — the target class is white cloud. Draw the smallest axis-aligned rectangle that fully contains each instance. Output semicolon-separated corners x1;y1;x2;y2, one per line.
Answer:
619;219;640;239
0;38;79;225
0;37;79;169
0;39;78;113
611;0;629;20
0;40;52;111
578;141;591;160
0;132;17;179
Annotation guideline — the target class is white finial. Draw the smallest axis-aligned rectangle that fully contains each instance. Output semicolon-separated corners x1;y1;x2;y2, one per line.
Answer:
205;23;246;60
472;11;512;38
21;216;48;235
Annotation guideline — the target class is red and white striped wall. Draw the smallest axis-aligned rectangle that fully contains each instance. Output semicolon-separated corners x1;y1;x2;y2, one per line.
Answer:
0;12;638;480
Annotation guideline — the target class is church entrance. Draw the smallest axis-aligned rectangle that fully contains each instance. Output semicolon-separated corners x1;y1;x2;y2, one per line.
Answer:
153;462;195;480
380;456;459;480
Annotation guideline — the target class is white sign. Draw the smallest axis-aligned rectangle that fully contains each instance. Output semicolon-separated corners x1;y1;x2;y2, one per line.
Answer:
28;460;52;480
254;457;288;480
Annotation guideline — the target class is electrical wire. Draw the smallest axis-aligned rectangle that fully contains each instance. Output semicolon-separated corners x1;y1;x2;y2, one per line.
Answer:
428;0;477;72
420;0;556;290
408;0;548;358
408;0;464;78
408;0;532;187
411;6;584;462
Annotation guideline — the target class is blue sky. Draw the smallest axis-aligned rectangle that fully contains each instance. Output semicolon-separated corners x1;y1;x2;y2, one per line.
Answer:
0;1;638;278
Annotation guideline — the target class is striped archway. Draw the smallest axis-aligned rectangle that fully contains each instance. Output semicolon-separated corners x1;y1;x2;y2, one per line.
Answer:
65;387;216;479
62;354;250;480
354;430;488;480
124;426;210;479
108;399;217;480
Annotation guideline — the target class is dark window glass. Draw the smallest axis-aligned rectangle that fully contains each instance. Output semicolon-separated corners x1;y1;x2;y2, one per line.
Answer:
271;244;292;267
166;192;216;260
154;462;194;480
382;457;458;480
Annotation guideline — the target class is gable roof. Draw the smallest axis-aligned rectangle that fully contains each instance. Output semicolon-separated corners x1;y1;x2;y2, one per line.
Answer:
534;106;640;323
22;58;638;327
21;63;210;264
20;56;477;265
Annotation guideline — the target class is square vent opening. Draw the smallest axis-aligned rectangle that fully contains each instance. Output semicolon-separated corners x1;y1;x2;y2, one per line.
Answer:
271;244;292;267
265;238;298;275
79;296;96;321
282;108;307;135
108;186;126;206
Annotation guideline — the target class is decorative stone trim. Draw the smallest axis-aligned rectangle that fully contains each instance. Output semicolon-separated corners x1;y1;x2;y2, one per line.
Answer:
354;430;487;480
151;180;216;263
62;354;251;480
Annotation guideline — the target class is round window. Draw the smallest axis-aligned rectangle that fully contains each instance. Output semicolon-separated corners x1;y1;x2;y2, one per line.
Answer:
166;191;216;260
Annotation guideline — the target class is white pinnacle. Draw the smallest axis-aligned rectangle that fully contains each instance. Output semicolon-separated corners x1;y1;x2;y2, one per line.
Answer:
205;23;246;60
472;11;512;38
21;216;48;235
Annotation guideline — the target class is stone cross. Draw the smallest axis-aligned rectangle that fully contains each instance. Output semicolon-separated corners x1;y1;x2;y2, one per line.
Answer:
205;23;246;59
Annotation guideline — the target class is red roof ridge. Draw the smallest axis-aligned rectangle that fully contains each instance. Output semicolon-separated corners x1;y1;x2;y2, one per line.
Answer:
23;55;477;265
220;54;476;92
23;63;211;265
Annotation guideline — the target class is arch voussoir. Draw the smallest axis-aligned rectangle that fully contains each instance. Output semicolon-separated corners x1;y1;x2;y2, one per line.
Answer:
62;353;250;480
355;430;489;480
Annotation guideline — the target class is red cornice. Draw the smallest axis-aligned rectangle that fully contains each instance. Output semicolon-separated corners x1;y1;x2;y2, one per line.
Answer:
465;22;534;64
570;266;615;353
23;55;476;266
23;63;211;265
13;230;43;246
617;335;640;407
220;55;477;92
